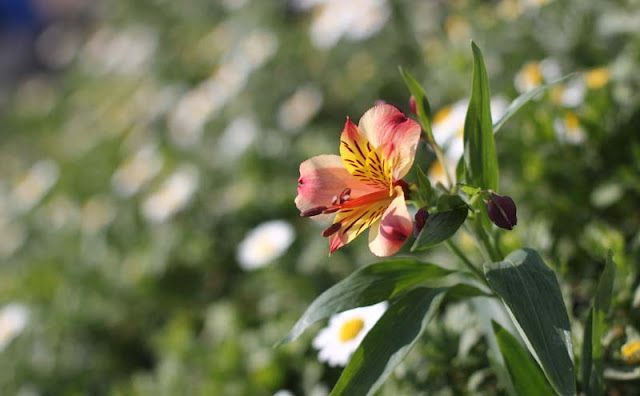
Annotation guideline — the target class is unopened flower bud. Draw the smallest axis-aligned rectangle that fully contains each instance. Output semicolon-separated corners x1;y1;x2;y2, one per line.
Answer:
486;193;517;230
409;96;417;116
414;207;429;237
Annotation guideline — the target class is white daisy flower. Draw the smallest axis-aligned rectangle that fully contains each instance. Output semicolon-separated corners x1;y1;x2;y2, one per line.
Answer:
0;303;29;351
312;301;388;367
237;220;295;270
141;165;199;223
558;77;586;108
514;61;543;94
554;111;585;144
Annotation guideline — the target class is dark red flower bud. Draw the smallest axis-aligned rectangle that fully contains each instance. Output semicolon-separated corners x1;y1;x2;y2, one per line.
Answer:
409;95;417;116
414;207;429;237
486;193;517;230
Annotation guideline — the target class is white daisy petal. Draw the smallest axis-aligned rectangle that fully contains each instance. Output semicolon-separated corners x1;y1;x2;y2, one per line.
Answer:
237;220;295;270
312;301;387;366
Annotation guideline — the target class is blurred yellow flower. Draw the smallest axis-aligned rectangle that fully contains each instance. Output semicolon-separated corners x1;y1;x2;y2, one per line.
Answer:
622;340;640;364
586;67;610;89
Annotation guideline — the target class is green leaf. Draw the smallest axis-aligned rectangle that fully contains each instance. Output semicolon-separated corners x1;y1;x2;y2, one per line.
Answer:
493;321;555;396
278;260;452;345
399;67;432;133
493;74;573;134
445;283;493;300
463;41;498;191
415;165;433;206
582;251;616;396
484;248;576;396
330;288;445;396
411;206;468;251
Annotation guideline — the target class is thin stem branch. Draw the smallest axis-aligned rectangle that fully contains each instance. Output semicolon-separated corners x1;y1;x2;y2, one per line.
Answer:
445;239;488;287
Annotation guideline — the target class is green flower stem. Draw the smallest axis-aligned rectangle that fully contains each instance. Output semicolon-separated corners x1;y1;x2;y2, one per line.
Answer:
474;217;502;262
445;239;488;287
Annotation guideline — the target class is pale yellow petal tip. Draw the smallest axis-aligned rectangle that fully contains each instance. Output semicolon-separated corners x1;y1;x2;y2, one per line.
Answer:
622;340;640;364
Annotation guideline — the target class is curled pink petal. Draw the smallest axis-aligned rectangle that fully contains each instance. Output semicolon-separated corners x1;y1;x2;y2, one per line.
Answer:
368;187;413;257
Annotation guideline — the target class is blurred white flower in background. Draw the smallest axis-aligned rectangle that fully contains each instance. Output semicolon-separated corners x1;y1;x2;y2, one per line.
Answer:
142;165;199;223
557;76;586;108
514;61;544;93
217;115;259;161
112;145;164;198
273;390;295;396
278;85;324;132
0;222;27;258
237;220;295;270
554;111;585;144
81;25;157;76
294;0;391;49
313;302;387;367
168;29;277;148
0;303;29;351
12;159;59;214
81;196;116;234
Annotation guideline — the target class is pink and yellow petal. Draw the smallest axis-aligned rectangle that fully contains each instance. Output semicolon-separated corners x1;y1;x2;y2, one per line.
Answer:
368;187;413;257
357;104;421;180
340;118;375;177
296;154;377;221
328;197;390;254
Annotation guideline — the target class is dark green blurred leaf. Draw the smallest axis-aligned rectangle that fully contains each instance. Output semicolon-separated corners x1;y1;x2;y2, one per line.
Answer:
416;165;433;205
582;251;616;396
493;74;573;133
484;248;576;396
492;321;554;396
279;260;452;345
463;42;498;191
411;206;468;251
330;288;445;396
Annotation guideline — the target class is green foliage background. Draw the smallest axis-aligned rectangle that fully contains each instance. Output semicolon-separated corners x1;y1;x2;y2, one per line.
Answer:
0;0;639;394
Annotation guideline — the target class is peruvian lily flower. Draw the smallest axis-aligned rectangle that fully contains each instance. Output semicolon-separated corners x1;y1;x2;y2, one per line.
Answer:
295;104;421;256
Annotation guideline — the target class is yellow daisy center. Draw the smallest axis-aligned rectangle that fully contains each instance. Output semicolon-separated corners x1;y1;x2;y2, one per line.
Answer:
339;318;365;342
564;112;580;132
622;341;640;364
433;106;452;125
523;62;542;87
586;68;609;89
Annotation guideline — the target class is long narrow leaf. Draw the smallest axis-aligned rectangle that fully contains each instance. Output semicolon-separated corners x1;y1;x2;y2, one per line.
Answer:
583;251;616;395
330;288;445;396
463;41;498;191
484;248;576;396
279;260;452;345
493;321;555;396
